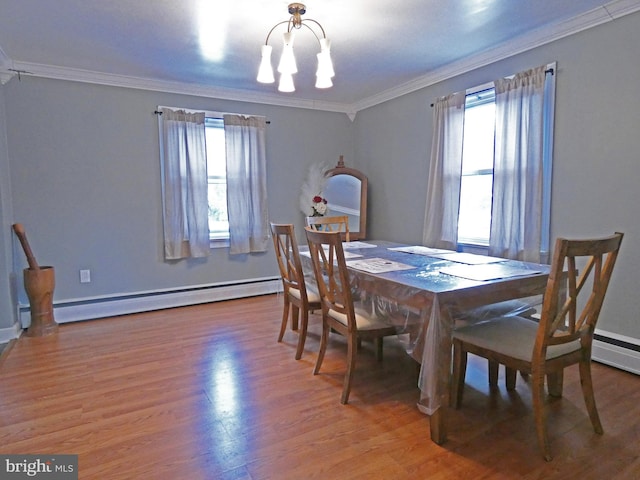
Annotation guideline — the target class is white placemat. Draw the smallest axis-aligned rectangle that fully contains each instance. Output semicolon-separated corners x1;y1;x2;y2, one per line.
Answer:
439;264;542;281
342;241;378;249
388;245;454;256
347;257;416;274
429;252;507;265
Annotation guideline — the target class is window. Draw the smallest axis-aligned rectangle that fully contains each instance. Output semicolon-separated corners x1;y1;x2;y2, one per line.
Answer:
158;107;269;257
458;88;495;246
456;67;555;256
424;64;555;261
205;117;229;241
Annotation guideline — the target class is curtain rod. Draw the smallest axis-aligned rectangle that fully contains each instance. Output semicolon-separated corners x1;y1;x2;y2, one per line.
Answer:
430;67;555;107
153;108;270;124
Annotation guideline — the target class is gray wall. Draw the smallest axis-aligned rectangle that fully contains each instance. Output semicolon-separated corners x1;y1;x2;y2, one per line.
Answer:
354;11;640;341
1;77;353;329
0;85;15;329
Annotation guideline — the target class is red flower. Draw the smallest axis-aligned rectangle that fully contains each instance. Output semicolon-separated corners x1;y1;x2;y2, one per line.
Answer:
312;195;323;203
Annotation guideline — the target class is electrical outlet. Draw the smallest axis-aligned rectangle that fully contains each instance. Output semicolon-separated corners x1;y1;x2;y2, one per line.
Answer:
80;269;91;283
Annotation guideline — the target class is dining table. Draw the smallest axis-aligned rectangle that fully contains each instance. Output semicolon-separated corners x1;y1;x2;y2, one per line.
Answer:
299;239;551;445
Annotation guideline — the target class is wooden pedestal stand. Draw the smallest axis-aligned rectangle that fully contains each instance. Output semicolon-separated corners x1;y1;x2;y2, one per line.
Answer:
12;223;58;337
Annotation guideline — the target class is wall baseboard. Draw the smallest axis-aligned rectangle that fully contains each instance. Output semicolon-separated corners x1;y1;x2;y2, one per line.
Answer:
0;322;23;344
14;277;282;331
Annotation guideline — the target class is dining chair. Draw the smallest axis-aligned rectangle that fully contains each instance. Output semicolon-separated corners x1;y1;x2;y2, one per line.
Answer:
304;227;397;404
451;232;623;461
270;223;321;360
305;215;350;242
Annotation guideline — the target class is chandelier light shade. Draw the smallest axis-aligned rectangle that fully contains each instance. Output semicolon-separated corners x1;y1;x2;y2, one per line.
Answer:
277;31;298;75
257;45;275;83
278;73;296;93
315;38;334;88
257;3;334;93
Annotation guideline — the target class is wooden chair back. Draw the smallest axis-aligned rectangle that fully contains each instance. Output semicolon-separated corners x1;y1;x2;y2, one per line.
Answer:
304;227;355;330
305;215;350;242
535;232;624;363
270;223;306;298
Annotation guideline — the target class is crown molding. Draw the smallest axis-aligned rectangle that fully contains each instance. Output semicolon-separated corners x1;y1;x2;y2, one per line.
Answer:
1;0;639;115
7;60;353;115
604;0;640;17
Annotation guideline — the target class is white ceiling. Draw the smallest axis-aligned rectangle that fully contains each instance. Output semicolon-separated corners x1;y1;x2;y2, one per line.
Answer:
1;0;639;114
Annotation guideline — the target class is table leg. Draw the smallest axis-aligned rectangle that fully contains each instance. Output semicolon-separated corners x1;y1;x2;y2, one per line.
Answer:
428;298;452;445
429;407;447;444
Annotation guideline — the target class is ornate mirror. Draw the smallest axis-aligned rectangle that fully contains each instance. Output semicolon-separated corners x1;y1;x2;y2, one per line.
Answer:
323;156;368;240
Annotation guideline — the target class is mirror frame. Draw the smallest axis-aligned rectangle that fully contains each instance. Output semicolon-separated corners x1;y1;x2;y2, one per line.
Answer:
324;161;368;240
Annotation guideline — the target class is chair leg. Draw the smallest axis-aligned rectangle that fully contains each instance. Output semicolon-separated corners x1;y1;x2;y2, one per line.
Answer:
294;307;309;360
375;337;383;361
451;340;467;408
547;371;564;397
277;297;290;342
532;366;552;461
341;332;358;404
505;367;517;391
488;360;499;387
579;359;603;434
291;305;300;331
313;317;329;375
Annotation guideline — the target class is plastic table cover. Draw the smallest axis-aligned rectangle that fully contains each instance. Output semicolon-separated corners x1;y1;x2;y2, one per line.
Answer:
299;240;550;416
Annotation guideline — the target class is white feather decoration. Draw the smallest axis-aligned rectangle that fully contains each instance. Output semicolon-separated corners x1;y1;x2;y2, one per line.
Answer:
299;161;331;216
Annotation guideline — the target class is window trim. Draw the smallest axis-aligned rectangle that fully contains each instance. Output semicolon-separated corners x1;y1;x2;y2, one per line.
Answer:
457;83;495;247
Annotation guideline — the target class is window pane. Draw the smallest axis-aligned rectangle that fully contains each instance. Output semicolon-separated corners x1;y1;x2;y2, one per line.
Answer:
208;183;229;235
458;174;493;245
461;101;495;174
205;117;229;238
205;119;226;178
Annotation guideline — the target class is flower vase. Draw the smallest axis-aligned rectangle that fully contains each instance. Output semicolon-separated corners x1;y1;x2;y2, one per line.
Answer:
312;214;323;230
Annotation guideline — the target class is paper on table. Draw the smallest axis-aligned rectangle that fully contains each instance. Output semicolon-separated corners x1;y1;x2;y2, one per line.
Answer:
439;263;542;281
299;247;362;259
342;241;378;249
347;257;417;274
429;252;507;265
388;245;454;255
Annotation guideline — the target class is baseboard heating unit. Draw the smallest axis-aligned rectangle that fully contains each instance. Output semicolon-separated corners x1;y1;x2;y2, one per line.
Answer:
18;277;281;327
593;329;640;375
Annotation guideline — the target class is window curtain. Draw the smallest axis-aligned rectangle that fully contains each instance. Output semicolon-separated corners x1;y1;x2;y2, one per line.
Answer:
159;108;210;260
422;92;466;249
489;65;547;262
224;114;270;254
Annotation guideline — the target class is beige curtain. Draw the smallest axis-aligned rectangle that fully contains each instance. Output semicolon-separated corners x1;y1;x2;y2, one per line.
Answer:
489;65;548;262
224;114;270;254
422;92;466;249
158;108;210;260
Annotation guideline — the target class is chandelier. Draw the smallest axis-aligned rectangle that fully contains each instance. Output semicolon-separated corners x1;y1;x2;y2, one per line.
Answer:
257;3;334;93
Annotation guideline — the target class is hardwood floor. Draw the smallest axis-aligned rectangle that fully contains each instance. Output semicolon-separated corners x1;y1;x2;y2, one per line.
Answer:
1;294;639;479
